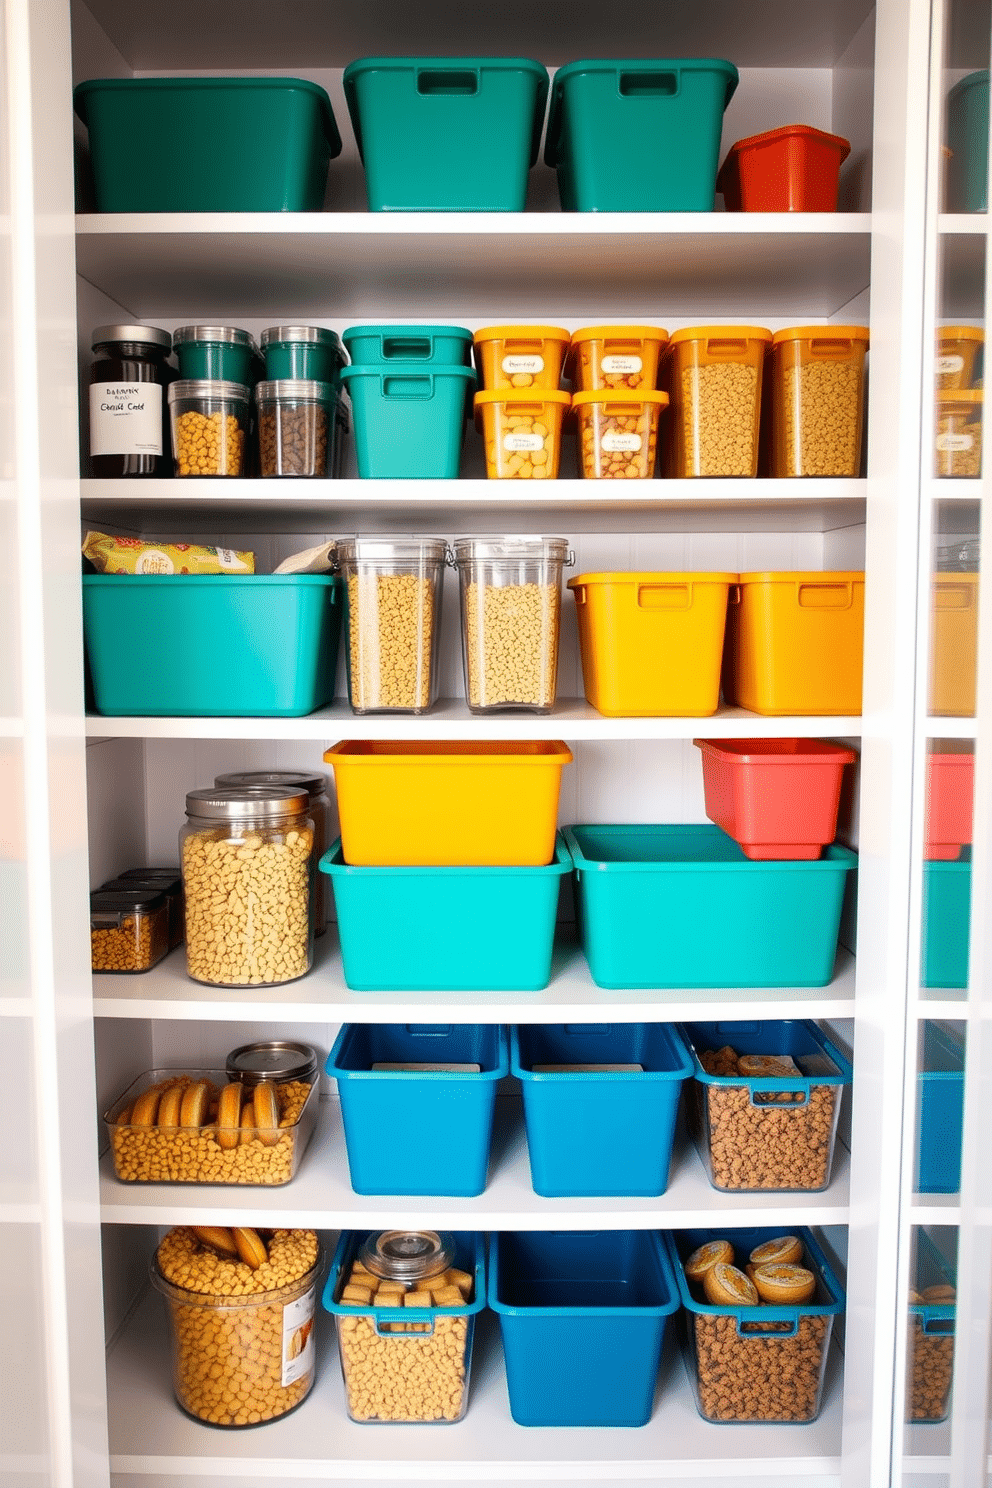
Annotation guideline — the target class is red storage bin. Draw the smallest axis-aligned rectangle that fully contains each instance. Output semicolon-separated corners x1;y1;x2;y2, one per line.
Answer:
693;737;857;859
925;748;974;860
717;125;851;212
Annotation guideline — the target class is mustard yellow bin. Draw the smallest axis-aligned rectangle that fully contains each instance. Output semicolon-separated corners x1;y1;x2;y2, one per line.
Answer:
723;571;865;716
568;572;737;716
473;325;571;391
930;572;979;717
323;739;573;866
475;390;571;479
568;325;670;392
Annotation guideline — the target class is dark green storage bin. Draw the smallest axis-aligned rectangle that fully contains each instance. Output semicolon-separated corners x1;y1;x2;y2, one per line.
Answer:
947;71;990;213
343;57;549;211
261;326;347;385
545;58;739;211
340;363;476;478
74;77;342;212
922;853;971;988
172;326;257;383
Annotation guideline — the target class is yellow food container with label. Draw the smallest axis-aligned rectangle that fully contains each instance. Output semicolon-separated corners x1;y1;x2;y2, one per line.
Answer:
930;572;979;716
572;391;669;479
473;324;570;391
936;325;983;390
769;325;869;477
474;389;571;479
663;326;772;477
569;324;670;392
935;390;983;478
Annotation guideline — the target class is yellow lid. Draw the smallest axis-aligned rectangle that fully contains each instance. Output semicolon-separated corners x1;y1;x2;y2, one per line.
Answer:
938;325;984;342
737;570;864;584
474;325;570;345
569;570;738;587
571;390;669;408
772;324;869;346
936;389;983;408
668;324;772;348
474;389;571;407
570;324;669;345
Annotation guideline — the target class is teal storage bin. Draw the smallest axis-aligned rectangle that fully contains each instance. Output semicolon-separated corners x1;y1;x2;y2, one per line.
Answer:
544;58;739;211
74;78;341;212
320;837;570;990
947;71;990;212
343;324;474;367
260;326;347;385
512;1023;693;1197
326;1024;508;1195
343;57;549;211
489;1229;679;1426
922;853;971;988
564;824;856;988
82;574;341;716
340;364;476;477
916;1021;965;1193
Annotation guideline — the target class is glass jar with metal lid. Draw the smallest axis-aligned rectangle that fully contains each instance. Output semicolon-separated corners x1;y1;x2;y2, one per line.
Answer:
214;771;331;936
180;786;315;987
359;1229;456;1283
226;1041;319;1087
172;324;257;384
261;325;346;385
88;324;173;478
337;536;447;714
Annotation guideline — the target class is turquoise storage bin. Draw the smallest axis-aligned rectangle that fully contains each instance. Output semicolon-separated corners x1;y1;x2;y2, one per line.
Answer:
340;364;476;477
343;324;473;367
74;77;341;212
916;1021;965;1193
320;837;570;990
922;853;971;988
343;57;549;211
544;59;739;211
564;824;856;988
82;575;341;717
489;1229;679;1426
512;1023;693;1196
947;71;990;212
326;1024;508;1196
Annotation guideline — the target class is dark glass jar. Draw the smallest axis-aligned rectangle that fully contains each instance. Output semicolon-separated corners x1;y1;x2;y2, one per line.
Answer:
88;324;173;477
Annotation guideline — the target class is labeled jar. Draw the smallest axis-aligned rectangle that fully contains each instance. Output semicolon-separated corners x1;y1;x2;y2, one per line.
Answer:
180;786;314;987
452;536;572;713
572;390;668;478
474;390;571;479
167;380;249;477
90;888;170;973
261;325;347;384
336;536;446;714
935;390;983;477
936;325;983;390
214;771;331;936
569;324;669;392
473;324;570;391
256;380;337;478
88;323;173;478
172;325;257;384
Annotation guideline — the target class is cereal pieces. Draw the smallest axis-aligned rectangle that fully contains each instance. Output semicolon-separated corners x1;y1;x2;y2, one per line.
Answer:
574;392;667;479
346;572;436;711
463;580;559;708
777;360;864;476
693;1311;830;1422
259;400;330;478
677;362;759;477
907;1313;955;1421
475;392;570;480
174;410;245;476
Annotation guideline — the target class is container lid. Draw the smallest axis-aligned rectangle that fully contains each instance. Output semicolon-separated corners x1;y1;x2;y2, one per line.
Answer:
215;770;328;799
261;325;344;348
101;874;182;895
473;388;572;407
336;535;448;563
772;325;869;346
90;888;167;913
184;785;308;820
452;535;572;562
167;379;251;402
935;389;984;409
938;325;985;342
358;1229;455;1283
226;1040;319;1085
92;323;171;351
570;325;669;349
172;325;256;348
569;570;737;587
256;379;336;400
736;569;864;583
571;390;670;408
668;325;773;348
474;324;570;345
343;324;473;347
692;737;858;766
116;865;181;880
721;123;851;165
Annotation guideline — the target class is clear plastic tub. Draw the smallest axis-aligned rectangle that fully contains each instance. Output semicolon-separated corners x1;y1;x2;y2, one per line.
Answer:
99;870;183;949
663;326;772;476
472;325;570;391
451;536;572;712
336;536;446;714
90;888;169;973
935;390;982;477
568;325;669;391
256;380;340;478
769;326;869;477
474;390;570;478
572;391;668;478
936;325;983;390
907;1231;956;1423
167;379;249;477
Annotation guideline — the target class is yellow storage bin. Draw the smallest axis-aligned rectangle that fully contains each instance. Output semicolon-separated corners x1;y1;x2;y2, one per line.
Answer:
475;390;571;479
930;572;979;717
936;325;983;390
323;739;573;866
663;325;772;477
723;571;865;716
568;571;737;717
568;325;669;392
473;324;570;392
935;390;982;478
769;325;869;477
572;391;668;479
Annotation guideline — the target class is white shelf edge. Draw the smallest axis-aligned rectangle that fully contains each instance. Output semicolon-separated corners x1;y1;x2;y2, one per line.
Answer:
924;716;977;739
938;212;989;235
914;994;968;1019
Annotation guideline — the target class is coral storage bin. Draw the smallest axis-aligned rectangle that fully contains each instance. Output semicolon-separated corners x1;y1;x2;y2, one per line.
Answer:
925;747;974;859
324;740;572;866
946;70;990;212
694;737;857;859
343;57;549;211
82;575;341;716
568;571;735;716
723;571;865;715
544;59;739;211
922;854;972;989
327;1025;508;1196
717;125;850;212
489;1229;679;1426
511;1023;693;1197
340;365;475;478
663;327;772;477
769;326;869;477
930;572;979;715
319;837;571;990
568;325;670;392
915;1021;965;1193
74;77;341;212
564;824;855;988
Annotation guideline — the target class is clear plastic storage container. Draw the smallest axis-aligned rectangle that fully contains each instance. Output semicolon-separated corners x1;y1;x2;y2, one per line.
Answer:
256;380;341;478
260;325;346;384
214;771;332;936
935;390;983;477
336;536;446;714
472;325;570;391
936;325;983;390
90;888;170;973
572;391;668;478
474;390;571;479
568;325;669;391
167;379;249;477
907;1233;956;1423
664;326;772;476
101;869;183;949
769;326;869;477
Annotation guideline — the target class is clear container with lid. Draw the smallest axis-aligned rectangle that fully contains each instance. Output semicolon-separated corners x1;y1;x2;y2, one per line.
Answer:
936;325;984;390
102;869;183;949
568;324;669;392
167;380;249;477
256;380;340;478
935;390;983;477
261;325;347;385
172;325;257;383
769;325;869;477
451;536;573;713
215;772;331;935
226;1041;319;1086
180;786;315;987
90;888;170;973
337;536;446;714
663;326;772;477
88;324;173;478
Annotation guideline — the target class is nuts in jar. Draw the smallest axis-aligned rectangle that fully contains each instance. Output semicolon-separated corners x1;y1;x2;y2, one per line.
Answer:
572;390;668;479
167;379;249;477
474;390;571;480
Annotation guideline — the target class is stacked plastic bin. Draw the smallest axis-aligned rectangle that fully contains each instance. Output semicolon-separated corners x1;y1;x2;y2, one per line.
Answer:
922;743;974;990
168;324;259;479
256;325;348;478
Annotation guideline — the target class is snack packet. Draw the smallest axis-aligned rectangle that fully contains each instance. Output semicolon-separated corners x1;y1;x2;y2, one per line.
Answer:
82;532;254;574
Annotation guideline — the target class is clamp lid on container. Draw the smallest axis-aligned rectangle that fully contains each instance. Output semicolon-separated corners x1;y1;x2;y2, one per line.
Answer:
92;323;171;350
336;535;448;563
184;785;309;820
452;534;572;562
359;1229;456;1283
226;1040;319;1085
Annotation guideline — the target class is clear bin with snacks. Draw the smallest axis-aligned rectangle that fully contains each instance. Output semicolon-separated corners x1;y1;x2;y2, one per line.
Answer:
106;868;183;949
473;325;570;391
90;888;170;973
474;390;570;479
663;326;771;477
167;380;249;477
256;380;342;478
769;326;869;477
935;390;983;477
572;390;668;478
336;536;446;714
568;325;669;391
907;1230;956;1423
936;325;983;390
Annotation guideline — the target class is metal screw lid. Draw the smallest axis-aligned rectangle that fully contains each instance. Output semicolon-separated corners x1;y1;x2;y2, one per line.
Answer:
215;770;328;799
172;325;257;348
167;379;251;402
261;325;342;346
359;1230;455;1283
92;324;171;351
184;785;308;821
255;380;335;401
226;1041;318;1086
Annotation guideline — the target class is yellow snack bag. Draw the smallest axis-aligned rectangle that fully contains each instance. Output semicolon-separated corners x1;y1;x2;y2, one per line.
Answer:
82;531;254;574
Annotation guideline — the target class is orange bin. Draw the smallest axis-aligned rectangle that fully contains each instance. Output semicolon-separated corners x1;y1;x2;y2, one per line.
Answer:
935;391;982;478
473;324;570;391
717;125;850;212
769;325;869;477
474;390;570;479
572;391;669;479
723;571;865;716
929;573;979;716
936;325;984;390
925;746;975;860
694;737;857;859
663;326;771;477
568;325;669;392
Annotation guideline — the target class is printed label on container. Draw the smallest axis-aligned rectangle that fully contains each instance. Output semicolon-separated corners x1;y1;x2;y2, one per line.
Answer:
936;433;974;451
503;432;544;452
936;355;966;376
89;382;162;456
602;431;642;453
601;354;643;375
501;354;544;375
282;1284;316;1387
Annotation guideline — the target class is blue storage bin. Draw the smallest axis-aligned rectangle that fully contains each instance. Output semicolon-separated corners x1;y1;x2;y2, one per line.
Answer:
916;1021;965;1193
340;364;476;477
343;324;473;366
947;70;990;212
908;1230;956;1423
922;854;971;988
320;837;570;991
564;824;856;989
489;1229;679;1426
82;574;341;716
326;1024;508;1195
511;1023;693;1196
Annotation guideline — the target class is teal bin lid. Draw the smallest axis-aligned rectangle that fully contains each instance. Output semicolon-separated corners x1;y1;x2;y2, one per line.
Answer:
544;57;739;167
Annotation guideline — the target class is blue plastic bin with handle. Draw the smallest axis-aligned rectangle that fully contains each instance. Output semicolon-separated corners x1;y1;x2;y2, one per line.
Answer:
915;1021;964;1194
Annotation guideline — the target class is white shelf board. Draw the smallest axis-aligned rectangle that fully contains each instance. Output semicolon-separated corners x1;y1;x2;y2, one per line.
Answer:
915;990;968;1018
91;933;857;1024
903;1421;950;1472
938;214;989;235
80;478;867;536
924;716;977;739
910;1195;960;1225
106;1292;844;1480
98;1095;852;1230
74;214;872;320
84;700;864;742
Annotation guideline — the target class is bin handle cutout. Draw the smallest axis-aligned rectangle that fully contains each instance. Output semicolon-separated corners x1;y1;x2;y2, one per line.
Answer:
706;339;749;357
750;1084;810;1105
417;69;478;96
727;584;742;606
406;1024;453;1036
638;583;692;611
564;1023;612;1036
934;583;976;611
921;1315;955;1336
797;582;854;610
808;339;856;358
383;375;434;400
382;336;433;361
372;1313;437;1336
572;584;588;606
738;1316;799;1338
713;1022;760;1035
619;70;678;98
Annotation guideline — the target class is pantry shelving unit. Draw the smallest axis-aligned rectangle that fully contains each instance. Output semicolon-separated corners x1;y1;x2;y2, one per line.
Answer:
7;2;992;1488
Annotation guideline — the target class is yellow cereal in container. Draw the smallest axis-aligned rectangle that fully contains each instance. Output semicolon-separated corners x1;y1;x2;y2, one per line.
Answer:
167;380;249;477
663;327;771;478
769;326;869;477
474;390;571;480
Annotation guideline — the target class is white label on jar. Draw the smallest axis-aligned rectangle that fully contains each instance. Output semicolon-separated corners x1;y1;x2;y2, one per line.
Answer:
602;431;643;453
89;381;162;456
936;433;974;451
936;354;966;375
282;1283;316;1387
503;432;544;452
501;354;544;374
601;354;643;374
133;548;175;574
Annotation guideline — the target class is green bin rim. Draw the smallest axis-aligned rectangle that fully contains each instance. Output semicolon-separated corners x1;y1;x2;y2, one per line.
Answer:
73;76;342;157
82;573;340;589
545;57;739;167
343;324;474;347
562;823;858;873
